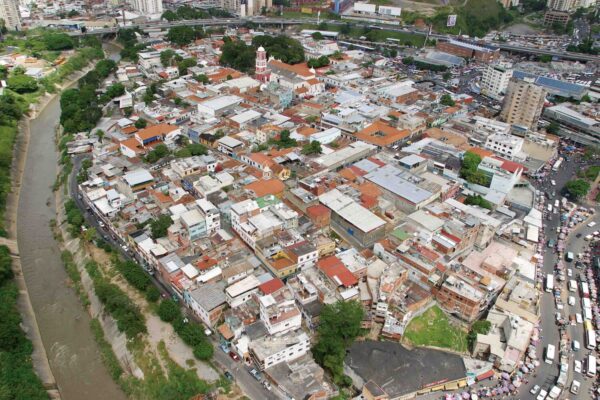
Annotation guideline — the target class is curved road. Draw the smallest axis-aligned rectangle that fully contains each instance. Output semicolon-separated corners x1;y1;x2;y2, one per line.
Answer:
16;44;126;400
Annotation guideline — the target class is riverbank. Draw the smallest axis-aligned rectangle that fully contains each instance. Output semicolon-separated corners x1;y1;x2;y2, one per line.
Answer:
3;66;95;399
8;41;128;400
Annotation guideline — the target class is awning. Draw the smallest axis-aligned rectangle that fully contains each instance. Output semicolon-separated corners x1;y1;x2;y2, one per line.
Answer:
445;382;459;390
476;370;495;381
458;380;467;388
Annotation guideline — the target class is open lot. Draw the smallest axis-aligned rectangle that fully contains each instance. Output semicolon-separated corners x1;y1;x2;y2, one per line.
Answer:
404;305;468;352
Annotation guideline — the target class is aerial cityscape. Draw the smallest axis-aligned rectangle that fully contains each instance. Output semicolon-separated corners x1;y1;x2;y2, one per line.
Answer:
0;0;599;400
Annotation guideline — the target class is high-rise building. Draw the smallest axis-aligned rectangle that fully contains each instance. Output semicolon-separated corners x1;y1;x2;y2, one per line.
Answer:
0;0;21;31
500;78;547;129
480;64;513;100
131;0;163;15
255;46;270;83
546;0;575;11
221;0;271;16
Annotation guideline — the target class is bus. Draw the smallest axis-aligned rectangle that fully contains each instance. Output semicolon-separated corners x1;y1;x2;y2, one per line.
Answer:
546;344;556;364
587;354;597;377
546;274;554;292
581;282;590;298
582;297;591;309
583;307;593;321
552;158;563;171
584;321;596;350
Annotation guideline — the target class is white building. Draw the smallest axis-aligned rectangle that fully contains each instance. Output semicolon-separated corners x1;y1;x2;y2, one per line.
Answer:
477;156;523;194
225;275;261;308
0;0;21;30
249;330;311;370
480;65;512;100
131;0;163;14
196;198;220;233
259;287;302;335
484;133;524;160
197;95;243;118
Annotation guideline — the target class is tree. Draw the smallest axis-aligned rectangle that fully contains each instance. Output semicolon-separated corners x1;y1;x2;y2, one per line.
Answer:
467;320;491;349
193;341;214;360
162;10;178;21
318;21;328;31
302;140;322;155
7;74;38;93
313;301;364;385
547;121;560;134
0;65;7;80
167;26;196;46
307;56;330;69
160;49;176;67
158;299;181;322
95;59;117;78
465;194;493;210
311;32;324;41
442;71;452;81
194;74;209;84
150;214;173;239
252;35;305;65
440;93;455;107
106;83;125;99
340;23;352;35
145;143;170;163
43;32;74;50
565;179;591;199
135;118;147;129
178;58;197;75
219;40;256;73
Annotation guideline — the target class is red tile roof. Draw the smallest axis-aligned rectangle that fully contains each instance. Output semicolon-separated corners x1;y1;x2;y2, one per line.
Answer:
259;278;284;295
318;256;357;288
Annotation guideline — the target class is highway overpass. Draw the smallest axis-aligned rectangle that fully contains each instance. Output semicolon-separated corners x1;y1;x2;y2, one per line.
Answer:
67;16;598;62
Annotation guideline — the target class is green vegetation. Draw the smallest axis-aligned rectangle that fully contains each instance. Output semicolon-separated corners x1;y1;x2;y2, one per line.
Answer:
465;194;493;210
460;151;491;187
252;35;305;64
0;245;49;400
85;261;147;339
135;118;148;129
118;28;147;62
404;306;468;352
578;165;600;182
364;30;425;47
7;73;38;94
113;258;159;303
158;299;181;322
161;5;232;21
302;140;323;155
269;129;297;149
150;214;174;239
565;179;591;199
429;0;514;37
178;58;197;75
566;39;599;55
546;121;560;134
60;250;87;303
219;40;256;73
90;318;124;381
440;93;455;107
64;199;85;236
145;144;170;164
313;301;364;386
175;143;208;158
307;55;330;69
166;26;204;47
583;146;599;161
467;320;491;350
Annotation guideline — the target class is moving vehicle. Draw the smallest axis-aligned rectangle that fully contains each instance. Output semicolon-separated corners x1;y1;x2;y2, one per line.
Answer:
546;274;554;292
574;360;582;374
547;239;555;248
570;380;580;395
228;351;240;361
536;389;548;400
224;371;233;380
588;221;597;228
565;252;574;262
530;385;540;395
584;320;596;350
545;344;556;364
587;354;596;377
249;368;262;381
552;158;563;171
551;179;556;186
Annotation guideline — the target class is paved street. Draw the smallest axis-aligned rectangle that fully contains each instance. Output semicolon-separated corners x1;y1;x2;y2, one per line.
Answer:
69;155;278;400
522;153;598;399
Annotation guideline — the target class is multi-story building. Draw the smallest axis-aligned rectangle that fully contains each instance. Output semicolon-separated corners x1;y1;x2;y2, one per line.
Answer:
131;0;163;14
222;0;272;16
546;0;575;11
249;330;311;370
0;0;21;31
500;78;546;130
255;46;270;83
480;65;512;100
436;40;500;63
258;287;302;335
436;275;486;322
484;133;524;160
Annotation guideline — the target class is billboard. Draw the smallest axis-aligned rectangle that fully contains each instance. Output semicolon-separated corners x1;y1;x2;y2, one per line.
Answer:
447;14;457;27
378;6;402;16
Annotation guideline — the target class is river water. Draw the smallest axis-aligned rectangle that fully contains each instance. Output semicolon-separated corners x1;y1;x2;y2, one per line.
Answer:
16;43;127;400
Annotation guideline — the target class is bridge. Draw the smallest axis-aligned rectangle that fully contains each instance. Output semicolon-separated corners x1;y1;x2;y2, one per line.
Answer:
68;16;598;62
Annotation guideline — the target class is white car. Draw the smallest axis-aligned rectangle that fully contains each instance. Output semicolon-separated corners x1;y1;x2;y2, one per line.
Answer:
574;360;582;373
551;180;556;186
571;380;580;395
555;312;562;322
576;313;583;324
568;296;575;306
567;269;573;277
537;389;548;400
573;340;580;351
530;385;541;395
588;221;596;228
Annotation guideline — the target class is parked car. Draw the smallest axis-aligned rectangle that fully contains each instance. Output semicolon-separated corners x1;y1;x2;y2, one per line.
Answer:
249;368;262;381
530;385;540;395
224;371;234;380
572;340;580;351
570;380;580;395
568;296;576;306
536;389;548;400
229;351;240;361
574;360;582;373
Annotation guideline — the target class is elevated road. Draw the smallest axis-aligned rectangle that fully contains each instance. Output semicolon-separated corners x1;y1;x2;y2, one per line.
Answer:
66;16;598;62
